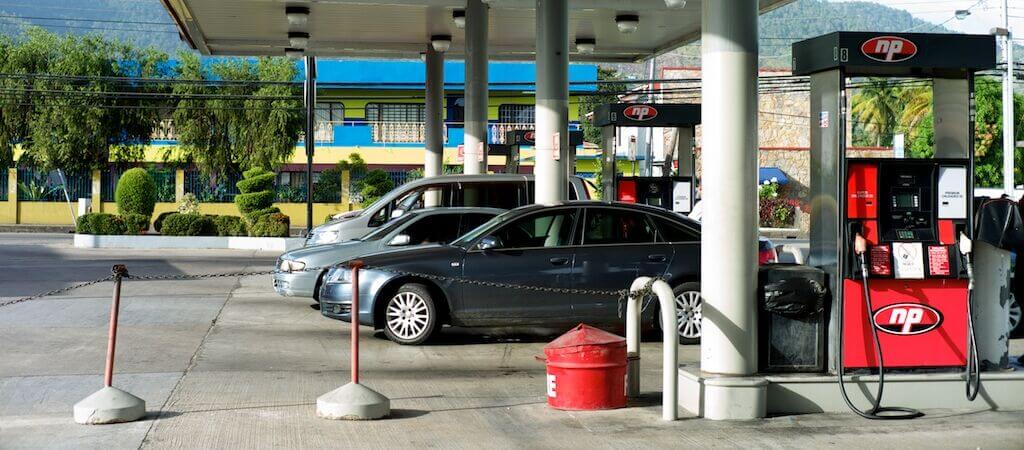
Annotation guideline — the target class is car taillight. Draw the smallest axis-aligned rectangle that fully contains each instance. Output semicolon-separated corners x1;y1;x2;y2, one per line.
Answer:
758;247;777;265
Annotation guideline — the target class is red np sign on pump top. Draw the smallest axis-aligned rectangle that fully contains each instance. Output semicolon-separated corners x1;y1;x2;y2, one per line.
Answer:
861;36;918;62
622;104;658;121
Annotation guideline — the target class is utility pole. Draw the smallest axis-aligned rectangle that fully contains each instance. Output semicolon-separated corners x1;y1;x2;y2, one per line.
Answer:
1002;0;1016;195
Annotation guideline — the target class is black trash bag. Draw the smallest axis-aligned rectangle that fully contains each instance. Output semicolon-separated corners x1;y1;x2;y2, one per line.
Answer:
762;277;827;318
975;197;1024;252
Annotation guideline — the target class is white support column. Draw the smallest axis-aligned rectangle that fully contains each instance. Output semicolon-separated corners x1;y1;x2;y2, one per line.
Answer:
424;45;445;207
534;0;569;204
699;0;759;399
463;0;489;175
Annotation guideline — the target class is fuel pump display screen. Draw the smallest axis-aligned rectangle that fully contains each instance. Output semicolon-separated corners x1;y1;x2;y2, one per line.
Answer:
894;193;918;209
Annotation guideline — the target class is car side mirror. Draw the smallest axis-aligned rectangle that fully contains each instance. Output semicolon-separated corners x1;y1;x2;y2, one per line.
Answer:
477;235;502;251
388;234;411;246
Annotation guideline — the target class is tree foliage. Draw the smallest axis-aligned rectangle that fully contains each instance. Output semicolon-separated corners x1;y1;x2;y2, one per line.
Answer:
0;28;169;170
169;53;303;178
578;68;621;146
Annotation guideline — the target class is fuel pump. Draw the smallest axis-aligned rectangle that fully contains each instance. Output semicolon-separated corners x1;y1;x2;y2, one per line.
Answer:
593;103;700;213
794;32;996;418
499;129;583;174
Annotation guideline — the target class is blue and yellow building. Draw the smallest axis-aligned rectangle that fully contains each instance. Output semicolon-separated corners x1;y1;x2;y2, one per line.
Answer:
1;60;600;227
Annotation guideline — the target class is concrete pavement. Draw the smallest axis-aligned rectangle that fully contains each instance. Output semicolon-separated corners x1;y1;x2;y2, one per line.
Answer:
1;233;1022;449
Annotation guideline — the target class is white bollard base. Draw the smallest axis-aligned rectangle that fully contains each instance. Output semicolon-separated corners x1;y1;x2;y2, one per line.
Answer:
73;386;146;425
316;382;390;420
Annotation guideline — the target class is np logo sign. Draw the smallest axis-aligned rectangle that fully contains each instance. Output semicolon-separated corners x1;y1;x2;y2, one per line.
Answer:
623;104;658;121
861;36;917;62
523;131;535;143
873;303;942;335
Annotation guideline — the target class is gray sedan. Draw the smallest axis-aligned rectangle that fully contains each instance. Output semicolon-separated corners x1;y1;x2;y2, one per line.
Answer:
274;208;503;300
319;202;705;345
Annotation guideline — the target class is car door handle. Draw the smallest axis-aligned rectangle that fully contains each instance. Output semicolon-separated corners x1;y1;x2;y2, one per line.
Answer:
647;254;667;262
549;257;570;266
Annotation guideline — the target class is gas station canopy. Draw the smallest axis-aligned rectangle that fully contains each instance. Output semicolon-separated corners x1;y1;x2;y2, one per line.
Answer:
160;0;793;62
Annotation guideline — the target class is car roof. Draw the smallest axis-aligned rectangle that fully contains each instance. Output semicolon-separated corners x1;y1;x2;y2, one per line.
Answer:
499;201;701;227
406;207;506;216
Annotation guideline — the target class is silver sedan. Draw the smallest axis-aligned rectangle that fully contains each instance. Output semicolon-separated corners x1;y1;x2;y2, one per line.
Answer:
274;207;503;300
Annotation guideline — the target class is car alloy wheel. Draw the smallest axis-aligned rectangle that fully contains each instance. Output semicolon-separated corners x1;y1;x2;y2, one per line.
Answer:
675;290;702;342
382;283;438;345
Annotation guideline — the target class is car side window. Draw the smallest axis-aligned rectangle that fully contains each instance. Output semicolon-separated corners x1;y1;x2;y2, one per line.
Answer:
491;210;575;249
459;213;497;236
401;215;462;245
652;216;700;243
462;182;524;209
582;208;657;245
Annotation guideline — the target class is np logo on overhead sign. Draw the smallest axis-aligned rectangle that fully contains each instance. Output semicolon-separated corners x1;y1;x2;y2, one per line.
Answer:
623;105;658;121
861;36;917;62
523;131;535;143
872;303;942;335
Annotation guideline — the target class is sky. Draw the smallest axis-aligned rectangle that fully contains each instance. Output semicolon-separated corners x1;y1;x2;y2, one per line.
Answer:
839;0;1023;46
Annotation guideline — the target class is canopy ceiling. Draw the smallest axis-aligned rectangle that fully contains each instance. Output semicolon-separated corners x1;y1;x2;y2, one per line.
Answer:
161;0;793;63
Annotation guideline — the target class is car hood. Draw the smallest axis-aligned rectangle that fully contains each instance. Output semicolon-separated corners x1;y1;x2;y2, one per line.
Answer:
314;210;364;232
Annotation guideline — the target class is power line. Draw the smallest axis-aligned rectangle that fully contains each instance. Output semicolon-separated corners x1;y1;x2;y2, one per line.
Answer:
0;18;180;34
0;14;176;26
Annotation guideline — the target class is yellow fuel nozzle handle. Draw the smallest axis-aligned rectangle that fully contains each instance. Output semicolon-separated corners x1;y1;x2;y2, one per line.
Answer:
854;234;868;256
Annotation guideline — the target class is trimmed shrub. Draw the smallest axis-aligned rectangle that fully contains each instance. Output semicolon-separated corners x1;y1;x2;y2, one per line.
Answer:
120;213;150;235
161;213;216;236
235;191;275;213
115;168;157;218
250;213;290;237
76;213;125;235
177;193;200;214
213;215;247;236
236;171;275;194
359;169;395;205
153;211;175;233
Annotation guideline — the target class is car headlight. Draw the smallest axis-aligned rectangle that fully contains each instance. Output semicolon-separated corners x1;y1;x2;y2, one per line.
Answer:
312;230;340;244
325;268;352;284
279;259;306;272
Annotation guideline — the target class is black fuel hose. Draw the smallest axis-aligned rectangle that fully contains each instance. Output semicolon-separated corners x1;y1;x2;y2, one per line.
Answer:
836;245;923;420
963;251;981;401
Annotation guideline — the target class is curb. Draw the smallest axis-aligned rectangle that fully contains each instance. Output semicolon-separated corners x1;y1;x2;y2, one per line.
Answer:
73;234;304;251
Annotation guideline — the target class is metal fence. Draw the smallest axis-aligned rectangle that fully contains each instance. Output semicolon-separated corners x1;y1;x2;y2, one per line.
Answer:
183;170;241;203
0;169;6;201
347;169;419;202
16;168;91;202
101;167;176;203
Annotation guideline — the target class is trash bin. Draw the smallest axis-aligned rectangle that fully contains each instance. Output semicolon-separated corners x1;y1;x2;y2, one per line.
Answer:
542;324;627;410
757;264;829;373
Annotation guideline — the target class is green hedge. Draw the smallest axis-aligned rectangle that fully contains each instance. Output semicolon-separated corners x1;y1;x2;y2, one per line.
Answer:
76;213;126;235
213;215;247;236
153;211;175;233
161;213;216;236
250;212;290;237
121;213;150;235
115;168;157;218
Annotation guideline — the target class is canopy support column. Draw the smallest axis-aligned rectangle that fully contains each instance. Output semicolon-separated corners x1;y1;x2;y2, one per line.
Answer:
534;0;569;204
304;55;316;234
424;45;445;206
463;0;489;175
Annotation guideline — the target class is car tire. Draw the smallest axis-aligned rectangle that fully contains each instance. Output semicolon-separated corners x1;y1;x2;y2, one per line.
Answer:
657;282;702;345
1009;292;1022;338
382;283;438;345
312;271;326;304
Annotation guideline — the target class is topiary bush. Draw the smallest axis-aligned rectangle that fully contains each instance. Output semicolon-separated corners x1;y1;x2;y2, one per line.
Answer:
153;211;175;233
120;213;150;235
236;190;275;213
213;215;247;236
76;213;126;235
235;167;289;235
249;212;290;237
161;213;216;236
115;168;157;219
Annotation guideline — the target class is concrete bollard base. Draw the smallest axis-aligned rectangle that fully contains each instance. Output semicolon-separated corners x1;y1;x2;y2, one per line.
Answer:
316;382;390;420
73;386;146;424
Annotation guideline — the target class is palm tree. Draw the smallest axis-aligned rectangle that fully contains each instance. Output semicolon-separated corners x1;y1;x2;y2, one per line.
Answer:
850;78;905;146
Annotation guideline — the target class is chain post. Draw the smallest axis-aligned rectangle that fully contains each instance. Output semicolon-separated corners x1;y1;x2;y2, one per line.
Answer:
349;260;363;385
104;264;129;388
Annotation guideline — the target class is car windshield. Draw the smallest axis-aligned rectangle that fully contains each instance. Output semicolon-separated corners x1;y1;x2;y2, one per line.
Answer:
451;212;512;247
358;211;421;241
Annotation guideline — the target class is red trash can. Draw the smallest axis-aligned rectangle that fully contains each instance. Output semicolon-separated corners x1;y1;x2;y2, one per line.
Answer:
542;324;627;410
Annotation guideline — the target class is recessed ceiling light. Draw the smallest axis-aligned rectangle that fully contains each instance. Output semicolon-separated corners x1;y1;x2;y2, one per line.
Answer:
431;34;452;53
615;14;640;34
284;48;304;59
453;10;466;29
289;31;309;48
575;38;596;54
285;6;309;28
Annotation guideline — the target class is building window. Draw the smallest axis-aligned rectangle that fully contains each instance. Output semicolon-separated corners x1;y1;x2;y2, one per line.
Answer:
498;104;535;124
366;103;426;123
316;102;344;123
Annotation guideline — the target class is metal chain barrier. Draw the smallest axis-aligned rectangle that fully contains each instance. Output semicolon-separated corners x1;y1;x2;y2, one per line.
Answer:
0;276;113;309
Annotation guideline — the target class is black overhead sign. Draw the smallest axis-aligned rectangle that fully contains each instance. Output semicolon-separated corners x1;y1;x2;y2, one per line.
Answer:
504;129;584;147
792;32;996;77
593;103;701;128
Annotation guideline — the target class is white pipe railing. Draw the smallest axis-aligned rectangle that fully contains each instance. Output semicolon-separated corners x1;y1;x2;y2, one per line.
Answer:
626;276;679;421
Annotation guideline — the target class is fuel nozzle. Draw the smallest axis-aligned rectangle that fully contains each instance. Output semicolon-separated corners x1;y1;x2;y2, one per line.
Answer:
854;233;868;256
958;232;973;256
959;232;975;290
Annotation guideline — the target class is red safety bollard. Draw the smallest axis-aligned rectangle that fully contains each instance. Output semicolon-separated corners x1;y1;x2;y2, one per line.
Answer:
349;260;362;384
104;264;128;387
